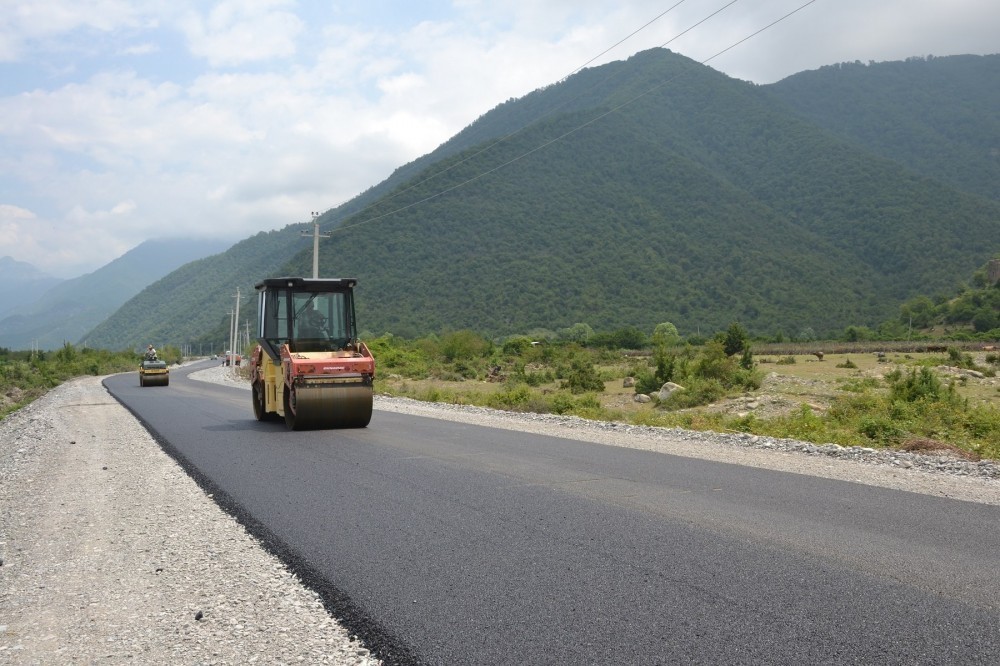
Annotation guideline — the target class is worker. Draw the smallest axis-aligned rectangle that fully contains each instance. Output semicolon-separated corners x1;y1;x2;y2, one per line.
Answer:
145;344;158;361
301;302;327;338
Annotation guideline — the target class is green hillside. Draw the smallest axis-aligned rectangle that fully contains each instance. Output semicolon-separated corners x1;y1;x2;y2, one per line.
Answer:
766;54;1000;202
85;49;1000;349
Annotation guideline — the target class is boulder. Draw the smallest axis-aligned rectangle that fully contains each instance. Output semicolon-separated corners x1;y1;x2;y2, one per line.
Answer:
657;382;685;401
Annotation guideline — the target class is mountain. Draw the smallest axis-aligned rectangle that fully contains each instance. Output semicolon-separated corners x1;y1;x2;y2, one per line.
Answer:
0;257;64;319
85;49;1000;349
82;228;311;352
0;238;229;350
765;54;1000;203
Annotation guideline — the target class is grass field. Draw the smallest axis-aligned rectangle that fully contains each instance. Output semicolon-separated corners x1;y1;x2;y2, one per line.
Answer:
376;349;1000;460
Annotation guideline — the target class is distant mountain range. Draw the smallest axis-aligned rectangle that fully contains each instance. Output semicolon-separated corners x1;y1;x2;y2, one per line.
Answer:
81;49;1000;350
0;257;64;319
0;238;228;350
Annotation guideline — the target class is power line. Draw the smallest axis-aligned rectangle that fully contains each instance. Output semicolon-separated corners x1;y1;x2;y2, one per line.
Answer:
317;2;694;232
336;1;818;234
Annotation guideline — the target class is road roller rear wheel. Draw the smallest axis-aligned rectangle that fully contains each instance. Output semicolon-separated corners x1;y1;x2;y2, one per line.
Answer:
253;381;280;422
283;385;300;430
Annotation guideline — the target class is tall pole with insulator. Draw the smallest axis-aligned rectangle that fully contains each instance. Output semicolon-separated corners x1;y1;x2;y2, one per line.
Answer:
302;211;331;279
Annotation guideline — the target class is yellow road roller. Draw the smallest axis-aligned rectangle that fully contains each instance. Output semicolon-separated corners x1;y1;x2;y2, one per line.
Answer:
248;277;375;429
139;359;169;386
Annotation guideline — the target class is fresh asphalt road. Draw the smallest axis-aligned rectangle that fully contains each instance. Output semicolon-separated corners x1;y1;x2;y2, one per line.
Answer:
105;360;1000;665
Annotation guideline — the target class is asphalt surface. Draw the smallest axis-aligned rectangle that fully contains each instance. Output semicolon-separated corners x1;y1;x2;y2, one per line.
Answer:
104;360;1000;665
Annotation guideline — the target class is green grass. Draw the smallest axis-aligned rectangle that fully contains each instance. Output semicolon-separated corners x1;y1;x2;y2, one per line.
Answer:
374;335;1000;460
0;344;178;418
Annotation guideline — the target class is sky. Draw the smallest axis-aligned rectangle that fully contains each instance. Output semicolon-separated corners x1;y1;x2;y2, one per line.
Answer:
1;0;997;278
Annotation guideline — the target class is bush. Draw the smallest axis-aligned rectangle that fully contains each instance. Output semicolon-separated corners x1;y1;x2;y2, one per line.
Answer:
502;336;534;356
562;357;605;394
487;383;534;410
550;393;575;414
722;322;750;357
441;330;491;362
661;377;726;409
858;415;905;445
889;367;952;403
634;370;661;395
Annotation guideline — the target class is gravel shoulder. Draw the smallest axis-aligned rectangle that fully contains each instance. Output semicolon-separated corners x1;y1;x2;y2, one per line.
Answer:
2;365;999;663
0;374;377;665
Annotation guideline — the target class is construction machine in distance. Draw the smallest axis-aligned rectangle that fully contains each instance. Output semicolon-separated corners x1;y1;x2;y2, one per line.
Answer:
139;359;169;386
249;277;375;430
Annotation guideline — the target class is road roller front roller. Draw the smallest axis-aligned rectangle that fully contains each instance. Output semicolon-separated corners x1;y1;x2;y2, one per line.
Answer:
249;276;375;430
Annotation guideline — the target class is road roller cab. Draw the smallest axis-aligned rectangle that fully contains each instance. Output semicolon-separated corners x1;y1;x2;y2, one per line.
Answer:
249;277;375;429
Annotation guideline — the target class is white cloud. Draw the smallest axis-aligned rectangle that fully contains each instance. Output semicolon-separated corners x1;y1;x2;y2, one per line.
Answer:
179;0;303;67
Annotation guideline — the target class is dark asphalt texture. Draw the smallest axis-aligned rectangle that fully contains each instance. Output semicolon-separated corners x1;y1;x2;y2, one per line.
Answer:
104;360;1000;665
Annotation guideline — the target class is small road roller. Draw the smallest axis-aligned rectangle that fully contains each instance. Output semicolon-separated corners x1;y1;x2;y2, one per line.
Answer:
139;359;170;386
249;277;375;429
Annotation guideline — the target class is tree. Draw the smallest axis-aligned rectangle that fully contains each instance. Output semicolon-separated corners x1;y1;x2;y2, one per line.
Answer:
440;330;490;361
972;308;999;333
843;326;874;342
563;356;605;394
722;322;749;357
652;322;680;347
559;323;594;343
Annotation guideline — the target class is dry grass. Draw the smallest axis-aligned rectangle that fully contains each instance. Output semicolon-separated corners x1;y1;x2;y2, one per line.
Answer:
899;437;982;461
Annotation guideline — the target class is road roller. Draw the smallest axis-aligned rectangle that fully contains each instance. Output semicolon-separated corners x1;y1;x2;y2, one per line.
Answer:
139;359;170;386
249;277;375;429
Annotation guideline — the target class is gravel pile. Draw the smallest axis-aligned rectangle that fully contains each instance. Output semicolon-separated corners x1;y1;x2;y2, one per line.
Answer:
2;364;998;662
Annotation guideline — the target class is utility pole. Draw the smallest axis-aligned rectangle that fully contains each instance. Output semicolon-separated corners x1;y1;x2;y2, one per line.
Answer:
227;308;234;365
302;211;331;279
231;287;241;375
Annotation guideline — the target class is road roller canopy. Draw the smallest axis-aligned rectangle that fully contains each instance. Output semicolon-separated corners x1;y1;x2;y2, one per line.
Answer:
255;277;360;361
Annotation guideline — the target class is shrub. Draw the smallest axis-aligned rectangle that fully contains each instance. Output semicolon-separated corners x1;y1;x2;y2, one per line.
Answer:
562;357;605;394
888;367;951;403
722;322;750;357
858;415;904;445
487;384;534;410
838;377;879;393
441;330;491;362
661;377;726;409
550;393;575;414
502;336;534;356
634;370;661;395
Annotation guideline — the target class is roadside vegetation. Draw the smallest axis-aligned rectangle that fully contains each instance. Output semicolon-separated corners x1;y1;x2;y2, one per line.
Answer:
0;344;183;418
4;264;1000;461
369;325;1000;461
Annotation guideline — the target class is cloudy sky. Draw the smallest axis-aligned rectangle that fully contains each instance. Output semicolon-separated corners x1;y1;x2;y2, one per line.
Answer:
1;0;996;278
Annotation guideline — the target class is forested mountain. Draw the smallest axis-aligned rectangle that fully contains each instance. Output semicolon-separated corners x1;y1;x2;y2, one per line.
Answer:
766;54;1000;202
85;49;1000;350
0;239;229;350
